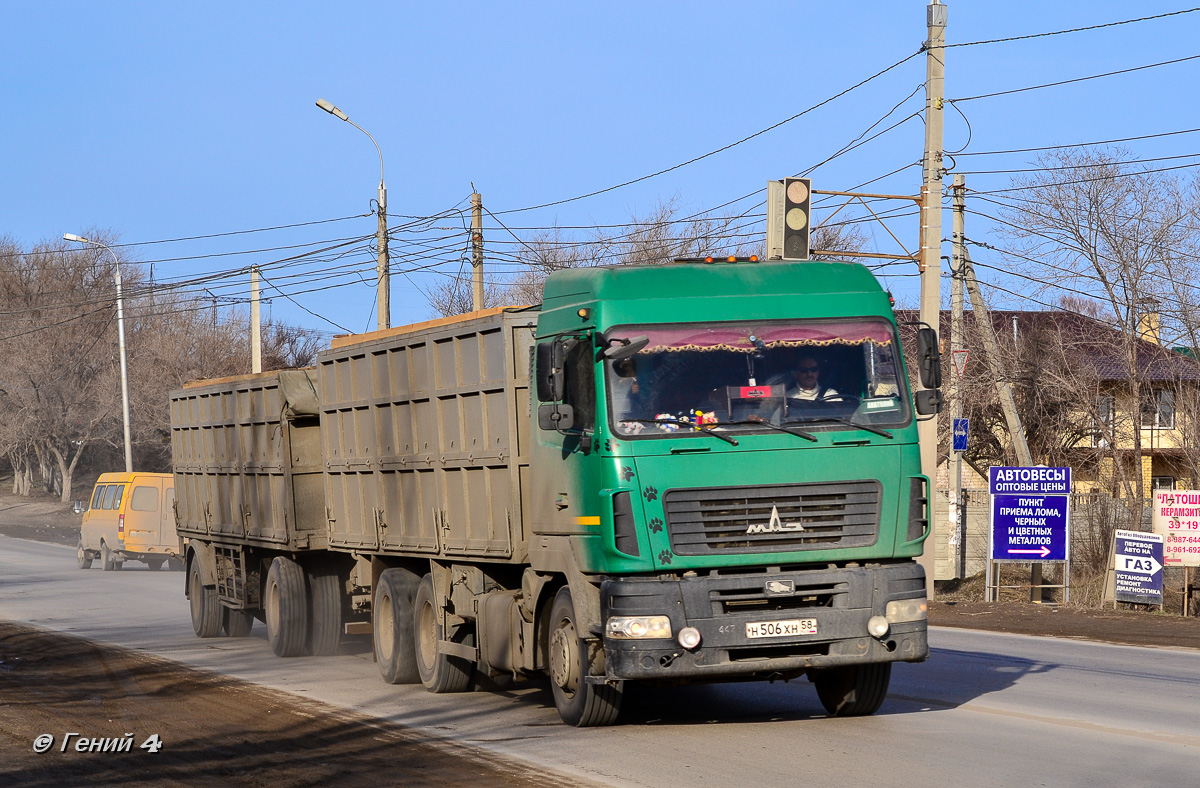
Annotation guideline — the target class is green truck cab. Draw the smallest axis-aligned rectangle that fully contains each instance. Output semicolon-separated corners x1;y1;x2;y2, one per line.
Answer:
529;259;932;721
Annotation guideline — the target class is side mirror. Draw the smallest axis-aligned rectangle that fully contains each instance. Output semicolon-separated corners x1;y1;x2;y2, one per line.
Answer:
916;327;942;389
73;500;86;515
915;389;944;415
535;340;568;402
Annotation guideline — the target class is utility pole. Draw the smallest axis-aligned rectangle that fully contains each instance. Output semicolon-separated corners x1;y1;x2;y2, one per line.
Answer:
918;0;947;596
251;265;262;374
962;238;1035;601
377;179;390;330
950;175;967;579
471;190;485;311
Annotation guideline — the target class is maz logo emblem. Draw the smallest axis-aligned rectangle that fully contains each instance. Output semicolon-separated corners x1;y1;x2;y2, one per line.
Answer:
746;505;805;534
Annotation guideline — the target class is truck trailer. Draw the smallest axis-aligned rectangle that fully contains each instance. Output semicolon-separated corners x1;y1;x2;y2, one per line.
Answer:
171;257;941;726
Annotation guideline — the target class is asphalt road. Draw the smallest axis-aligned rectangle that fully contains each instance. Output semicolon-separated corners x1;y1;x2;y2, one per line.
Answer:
3;535;1199;787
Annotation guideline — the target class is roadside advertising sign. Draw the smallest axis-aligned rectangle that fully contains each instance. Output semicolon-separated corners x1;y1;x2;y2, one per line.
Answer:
1112;530;1164;605
989;467;1071;563
1151;490;1200;567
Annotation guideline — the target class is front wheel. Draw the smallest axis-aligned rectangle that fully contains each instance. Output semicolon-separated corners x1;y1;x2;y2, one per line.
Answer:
76;541;92;570
414;574;472;693
812;662;891;717
547;586;622;727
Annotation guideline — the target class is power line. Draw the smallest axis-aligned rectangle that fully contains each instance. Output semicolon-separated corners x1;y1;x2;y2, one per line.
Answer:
949;53;1200;103
493;48;923;215
954;125;1200;158
947;8;1200;49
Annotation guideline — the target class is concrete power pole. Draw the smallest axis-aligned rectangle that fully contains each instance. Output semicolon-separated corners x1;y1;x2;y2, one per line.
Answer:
251;265;262;374
377;180;390;330
471;191;485;311
950;175;967;578
918;0;947;595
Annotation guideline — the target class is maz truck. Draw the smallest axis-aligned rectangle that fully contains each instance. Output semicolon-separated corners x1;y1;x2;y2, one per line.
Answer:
171;257;941;726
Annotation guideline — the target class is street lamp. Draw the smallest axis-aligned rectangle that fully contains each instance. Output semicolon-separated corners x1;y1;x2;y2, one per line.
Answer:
315;97;390;330
64;233;133;473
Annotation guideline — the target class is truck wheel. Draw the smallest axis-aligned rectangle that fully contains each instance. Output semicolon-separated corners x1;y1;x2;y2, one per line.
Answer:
812;663;891;717
414;574;472;693
374;567;420;684
77;541;92;570
548;586;622;727
265;556;309;657
307;567;342;657
223;607;255;638
144;558;164;572
188;559;222;638
101;542;122;572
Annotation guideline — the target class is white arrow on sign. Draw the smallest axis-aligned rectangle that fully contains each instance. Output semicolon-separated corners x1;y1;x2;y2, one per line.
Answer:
1008;546;1051;558
1117;554;1163;575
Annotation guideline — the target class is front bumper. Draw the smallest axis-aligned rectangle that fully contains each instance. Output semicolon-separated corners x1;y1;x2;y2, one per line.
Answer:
601;561;927;681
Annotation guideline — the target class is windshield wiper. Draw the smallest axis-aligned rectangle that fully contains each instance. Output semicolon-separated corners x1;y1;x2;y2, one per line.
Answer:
623;418;739;445
784;416;894;439
721;420;818;442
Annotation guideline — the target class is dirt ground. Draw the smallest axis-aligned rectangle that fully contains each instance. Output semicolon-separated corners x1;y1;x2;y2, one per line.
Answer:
0;622;595;788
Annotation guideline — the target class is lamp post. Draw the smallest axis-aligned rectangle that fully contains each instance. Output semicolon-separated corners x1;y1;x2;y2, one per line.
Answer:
63;233;133;473
315;97;390;331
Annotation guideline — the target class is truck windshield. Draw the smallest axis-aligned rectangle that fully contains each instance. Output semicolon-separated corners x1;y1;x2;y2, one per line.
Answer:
605;318;911;437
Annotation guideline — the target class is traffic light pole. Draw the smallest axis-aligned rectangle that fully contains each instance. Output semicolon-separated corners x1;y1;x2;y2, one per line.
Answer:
918;1;947;597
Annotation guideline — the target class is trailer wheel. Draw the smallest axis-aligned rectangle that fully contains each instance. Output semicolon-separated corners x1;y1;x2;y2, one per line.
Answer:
76;541;92;570
144;558;164;572
307;567;343;657
374;567;420;684
812;662;891;717
414;574;472;693
188;558;222;638
265;556;309;657
223;607;255;638
548;586;622;727
101;541;121;571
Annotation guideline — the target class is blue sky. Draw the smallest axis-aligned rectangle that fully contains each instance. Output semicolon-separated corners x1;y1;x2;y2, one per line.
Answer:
5;2;1199;336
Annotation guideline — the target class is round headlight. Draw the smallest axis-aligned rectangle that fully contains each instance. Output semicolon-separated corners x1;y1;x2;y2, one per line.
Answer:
867;615;890;639
677;626;702;650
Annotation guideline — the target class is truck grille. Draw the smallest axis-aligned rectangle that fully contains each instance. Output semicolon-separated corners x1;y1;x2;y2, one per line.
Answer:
664;481;881;555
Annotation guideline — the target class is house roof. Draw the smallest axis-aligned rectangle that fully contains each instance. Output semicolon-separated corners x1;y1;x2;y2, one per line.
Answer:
895;309;1200;383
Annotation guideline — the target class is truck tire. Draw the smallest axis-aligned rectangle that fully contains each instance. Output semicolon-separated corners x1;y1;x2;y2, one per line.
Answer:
414;574;472;693
223;607;255;638
374;567;420;684
77;541;92;570
307;567;342;657
144;558;164;572
265;556;309;657
812;662;891;717
548;586;622;727
101;541;121;571
188;559;222;638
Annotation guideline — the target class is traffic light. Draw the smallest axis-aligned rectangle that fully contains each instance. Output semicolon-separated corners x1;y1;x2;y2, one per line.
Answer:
782;177;811;260
766;177;813;260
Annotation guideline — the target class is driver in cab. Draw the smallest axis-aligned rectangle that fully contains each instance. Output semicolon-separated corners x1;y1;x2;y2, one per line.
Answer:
777;354;840;402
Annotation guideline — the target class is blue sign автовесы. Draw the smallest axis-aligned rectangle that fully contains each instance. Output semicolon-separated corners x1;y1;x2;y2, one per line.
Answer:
989;467;1071;562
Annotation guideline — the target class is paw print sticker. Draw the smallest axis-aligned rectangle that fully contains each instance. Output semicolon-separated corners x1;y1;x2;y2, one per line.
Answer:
620;466;634;482
658;550;673;565
643;485;658;502
648;518;663;534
